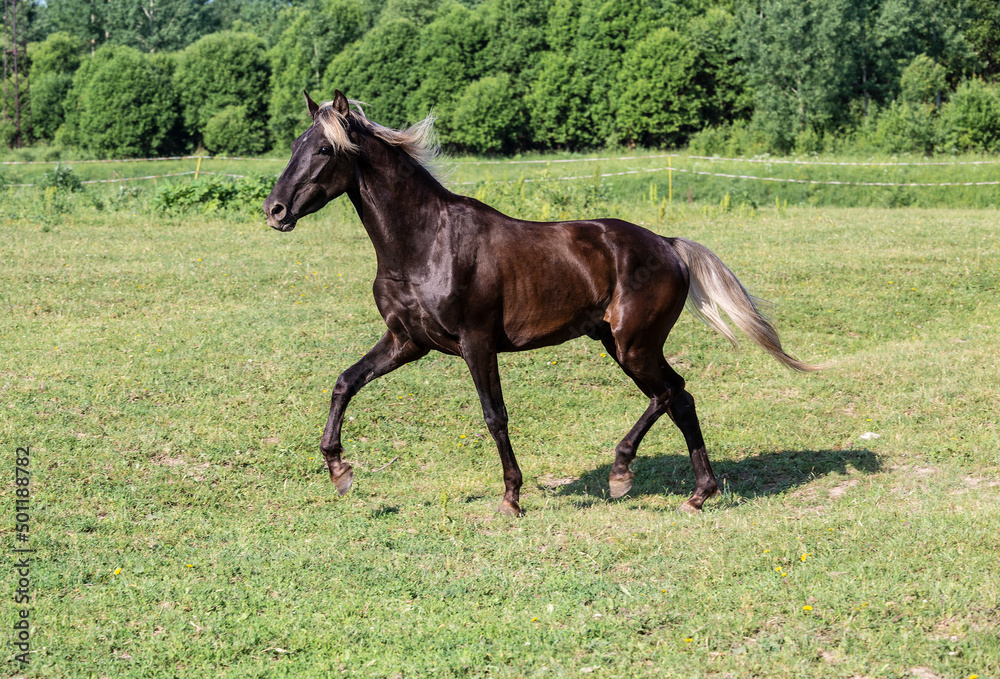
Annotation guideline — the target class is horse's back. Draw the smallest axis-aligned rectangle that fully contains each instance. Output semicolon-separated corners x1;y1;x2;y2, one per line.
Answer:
467;209;688;349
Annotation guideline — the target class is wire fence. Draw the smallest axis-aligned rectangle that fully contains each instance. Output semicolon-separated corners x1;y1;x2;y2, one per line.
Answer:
3;152;999;189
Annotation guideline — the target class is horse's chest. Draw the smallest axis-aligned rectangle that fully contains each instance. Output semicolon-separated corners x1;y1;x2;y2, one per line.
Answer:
372;278;462;353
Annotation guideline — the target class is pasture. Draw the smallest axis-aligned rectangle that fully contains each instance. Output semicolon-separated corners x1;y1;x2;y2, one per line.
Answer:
2;174;999;677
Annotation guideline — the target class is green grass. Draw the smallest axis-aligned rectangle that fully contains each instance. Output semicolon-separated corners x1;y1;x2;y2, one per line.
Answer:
2;188;999;677
4;147;1000;210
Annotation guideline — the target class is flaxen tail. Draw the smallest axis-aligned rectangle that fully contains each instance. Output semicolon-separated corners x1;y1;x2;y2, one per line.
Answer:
670;238;821;372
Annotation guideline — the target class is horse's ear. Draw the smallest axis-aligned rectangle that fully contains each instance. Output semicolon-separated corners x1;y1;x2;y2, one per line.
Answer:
332;90;350;116
304;91;320;120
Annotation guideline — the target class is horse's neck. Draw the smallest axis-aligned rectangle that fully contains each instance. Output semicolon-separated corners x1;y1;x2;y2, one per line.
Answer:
348;141;448;275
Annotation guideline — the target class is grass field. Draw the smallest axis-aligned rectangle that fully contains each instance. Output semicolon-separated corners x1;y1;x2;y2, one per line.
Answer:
4;146;1000;210
2;175;999;678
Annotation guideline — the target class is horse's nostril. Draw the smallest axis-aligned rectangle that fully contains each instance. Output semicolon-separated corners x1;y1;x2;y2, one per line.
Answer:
270;203;286;219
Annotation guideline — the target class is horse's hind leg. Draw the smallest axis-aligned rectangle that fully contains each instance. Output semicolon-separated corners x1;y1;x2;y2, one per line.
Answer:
661;371;718;513
605;339;718;512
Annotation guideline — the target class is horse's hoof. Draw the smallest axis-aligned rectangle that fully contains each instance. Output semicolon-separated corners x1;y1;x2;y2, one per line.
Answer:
677;499;702;514
608;473;634;499
331;466;354;496
497;499;522;516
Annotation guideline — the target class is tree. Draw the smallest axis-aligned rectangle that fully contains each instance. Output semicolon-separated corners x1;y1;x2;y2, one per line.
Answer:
407;2;488;142
899;53;947;106
35;0;107;54
449;73;523;153
203;104;268;155
103;0;214;53
525;51;601;148
267;0;367;146
27;31;84;140
965;0;1000;79
737;0;977;152
737;0;861;152
209;0;288;36
686;7;751;127
481;0;552;88
614;27;703;147
323;18;420;128
173;31;270;149
60;44;179;157
939;78;1000;152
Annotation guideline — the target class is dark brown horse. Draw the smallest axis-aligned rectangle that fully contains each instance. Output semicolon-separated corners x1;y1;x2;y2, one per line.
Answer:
263;91;818;515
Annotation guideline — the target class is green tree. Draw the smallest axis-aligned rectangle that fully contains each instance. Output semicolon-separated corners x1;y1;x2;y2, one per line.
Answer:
481;0;552;87
209;0;288;35
267;0;368;146
60;44;179;157
173;31;271;149
449;73;523;153
523;0;674;149
872;100;939;153
614;27;703;147
899;54;947;106
203;105;269;155
525;51;601;148
103;0;214;53
35;0;107;53
737;0;861;152
323;18;420;128
27;30;82;76
27;31;84;141
687;7;751;127
939;78;1000;152
738;0;976;152
408;2;488;142
965;0;1000;78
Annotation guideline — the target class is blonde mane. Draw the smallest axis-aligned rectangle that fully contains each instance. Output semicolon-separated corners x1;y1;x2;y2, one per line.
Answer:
315;99;440;173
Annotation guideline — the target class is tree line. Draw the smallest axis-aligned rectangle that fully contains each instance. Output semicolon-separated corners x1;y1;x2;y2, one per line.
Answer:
2;0;999;157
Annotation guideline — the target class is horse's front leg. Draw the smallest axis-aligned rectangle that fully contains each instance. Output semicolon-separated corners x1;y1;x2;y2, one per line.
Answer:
321;330;427;494
461;338;522;516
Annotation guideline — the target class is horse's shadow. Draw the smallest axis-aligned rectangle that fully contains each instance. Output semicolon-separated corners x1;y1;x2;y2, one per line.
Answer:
545;448;881;508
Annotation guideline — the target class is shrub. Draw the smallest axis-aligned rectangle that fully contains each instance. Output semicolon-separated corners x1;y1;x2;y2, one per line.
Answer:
900;54;947;107
174;32;271;148
0;120;15;149
203;105;268;156
613;28;702;148
60;45;179;158
449;74;523;154
872;100;939;154
153;175;276;214
267;0;368;146
29;73;74;141
323;18;420;129
939;79;1000;153
686;120;767;157
39;164;83;192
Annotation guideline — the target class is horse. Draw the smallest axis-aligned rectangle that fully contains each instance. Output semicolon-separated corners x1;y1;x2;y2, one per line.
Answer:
263;91;819;516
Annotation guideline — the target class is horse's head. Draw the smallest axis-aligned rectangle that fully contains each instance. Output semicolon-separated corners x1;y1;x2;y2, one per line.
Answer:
264;91;358;232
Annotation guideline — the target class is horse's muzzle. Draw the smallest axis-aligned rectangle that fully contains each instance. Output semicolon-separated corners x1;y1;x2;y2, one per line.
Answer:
263;197;296;231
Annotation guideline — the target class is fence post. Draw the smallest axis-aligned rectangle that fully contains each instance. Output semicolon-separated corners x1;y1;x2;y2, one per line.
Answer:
194;156;202;180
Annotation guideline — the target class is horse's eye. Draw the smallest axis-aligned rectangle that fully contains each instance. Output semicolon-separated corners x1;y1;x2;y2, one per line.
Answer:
318;146;332;156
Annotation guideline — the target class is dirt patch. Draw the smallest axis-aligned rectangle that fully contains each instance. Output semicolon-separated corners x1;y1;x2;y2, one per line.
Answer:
819;649;844;664
829;479;858;498
153;456;187;467
539;475;577;489
962;476;1000;488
